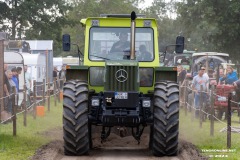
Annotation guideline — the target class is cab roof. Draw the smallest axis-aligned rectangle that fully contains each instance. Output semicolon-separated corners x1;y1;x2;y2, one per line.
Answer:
80;16;157;27
192;52;229;57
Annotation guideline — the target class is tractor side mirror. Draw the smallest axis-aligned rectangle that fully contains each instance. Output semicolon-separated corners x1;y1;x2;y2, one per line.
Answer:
175;36;184;54
62;34;71;51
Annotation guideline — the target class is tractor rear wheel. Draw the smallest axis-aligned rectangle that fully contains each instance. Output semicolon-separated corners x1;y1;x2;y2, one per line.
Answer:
63;80;89;156
151;81;179;156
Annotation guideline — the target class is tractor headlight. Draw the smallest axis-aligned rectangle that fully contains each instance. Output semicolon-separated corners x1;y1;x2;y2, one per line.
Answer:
142;100;151;107
91;98;100;106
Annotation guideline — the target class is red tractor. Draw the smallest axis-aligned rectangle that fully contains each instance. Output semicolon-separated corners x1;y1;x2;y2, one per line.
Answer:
214;84;239;120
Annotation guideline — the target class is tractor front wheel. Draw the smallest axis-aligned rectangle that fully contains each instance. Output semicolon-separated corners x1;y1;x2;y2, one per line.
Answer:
150;81;179;156
63;80;89;156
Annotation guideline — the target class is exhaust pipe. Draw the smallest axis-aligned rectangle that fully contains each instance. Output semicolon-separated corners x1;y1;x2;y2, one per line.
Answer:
130;11;136;60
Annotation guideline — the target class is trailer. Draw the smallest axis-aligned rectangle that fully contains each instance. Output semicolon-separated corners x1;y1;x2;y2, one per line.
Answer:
53;57;63;71
4;51;25;106
26;40;53;83
21;53;46;95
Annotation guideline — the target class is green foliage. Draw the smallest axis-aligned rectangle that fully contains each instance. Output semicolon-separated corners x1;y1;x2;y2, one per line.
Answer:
0;0;73;56
140;0;181;52
2;0;239;60
177;0;240;62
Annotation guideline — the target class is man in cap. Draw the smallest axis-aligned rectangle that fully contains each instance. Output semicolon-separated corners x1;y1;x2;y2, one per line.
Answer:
192;66;209;118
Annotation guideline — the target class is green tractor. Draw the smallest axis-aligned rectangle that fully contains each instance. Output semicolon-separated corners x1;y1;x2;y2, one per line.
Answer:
62;11;184;157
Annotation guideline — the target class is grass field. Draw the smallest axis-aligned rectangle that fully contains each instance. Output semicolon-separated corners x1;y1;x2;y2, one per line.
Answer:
0;98;62;160
179;108;240;160
0;98;239;160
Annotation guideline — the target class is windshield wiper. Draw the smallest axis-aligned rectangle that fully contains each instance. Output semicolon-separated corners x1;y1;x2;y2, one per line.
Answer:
89;55;110;60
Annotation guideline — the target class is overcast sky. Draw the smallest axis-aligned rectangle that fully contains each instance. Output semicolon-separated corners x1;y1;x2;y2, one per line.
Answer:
139;0;153;9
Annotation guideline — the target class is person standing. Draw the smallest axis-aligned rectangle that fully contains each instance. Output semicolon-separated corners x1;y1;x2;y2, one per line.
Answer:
6;70;17;114
11;67;19;93
177;65;187;104
3;64;10;112
24;65;32;94
177;65;187;84
53;66;58;80
53;66;59;90
192;67;209;118
59;65;66;90
16;67;22;87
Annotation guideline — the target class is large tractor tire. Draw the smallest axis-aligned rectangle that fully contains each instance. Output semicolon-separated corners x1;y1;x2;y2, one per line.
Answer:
150;81;179;156
63;80;89;156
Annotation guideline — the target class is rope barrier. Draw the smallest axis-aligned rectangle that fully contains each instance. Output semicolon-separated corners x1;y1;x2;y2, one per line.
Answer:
180;80;240;136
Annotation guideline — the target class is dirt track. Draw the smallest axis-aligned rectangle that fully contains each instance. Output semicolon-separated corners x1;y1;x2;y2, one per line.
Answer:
31;127;208;160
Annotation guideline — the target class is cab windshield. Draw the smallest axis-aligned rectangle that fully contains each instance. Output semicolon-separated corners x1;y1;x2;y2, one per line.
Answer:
89;27;154;61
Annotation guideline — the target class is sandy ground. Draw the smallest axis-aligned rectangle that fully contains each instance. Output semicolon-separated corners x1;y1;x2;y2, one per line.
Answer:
31;127;208;160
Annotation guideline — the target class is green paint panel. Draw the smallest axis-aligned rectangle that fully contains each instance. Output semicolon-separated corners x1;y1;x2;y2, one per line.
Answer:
155;67;177;82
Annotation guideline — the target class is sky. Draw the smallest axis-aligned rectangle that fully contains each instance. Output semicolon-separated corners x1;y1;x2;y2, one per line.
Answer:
139;0;154;9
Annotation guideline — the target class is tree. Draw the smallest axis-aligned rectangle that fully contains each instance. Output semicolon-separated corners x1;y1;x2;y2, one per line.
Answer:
140;0;182;52
0;0;72;56
176;0;240;61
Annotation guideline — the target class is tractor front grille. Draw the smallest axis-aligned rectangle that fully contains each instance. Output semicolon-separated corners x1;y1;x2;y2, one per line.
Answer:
105;61;139;91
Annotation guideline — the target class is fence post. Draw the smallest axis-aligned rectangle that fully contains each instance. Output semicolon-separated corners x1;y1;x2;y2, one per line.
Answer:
184;80;189;116
210;85;214;136
33;80;36;119
12;87;17;136
199;85;203;128
0;39;4;121
23;85;27;127
191;89;194;121
179;81;182;108
54;79;57;107
227;93;232;148
57;79;60;103
47;78;50;112
42;79;45;105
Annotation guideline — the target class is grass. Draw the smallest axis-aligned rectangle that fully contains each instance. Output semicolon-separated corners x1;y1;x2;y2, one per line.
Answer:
0;98;62;160
1;98;240;160
179;108;240;160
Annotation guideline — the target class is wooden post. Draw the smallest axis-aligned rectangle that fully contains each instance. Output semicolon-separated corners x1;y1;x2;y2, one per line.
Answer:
33;80;36;119
191;90;194;121
45;50;49;88
23;85;27;127
184;80;189;116
12;87;17;136
210;85;214;136
54;79;57;107
199;85;203;128
0;39;4;121
227;93;232;148
57;78;60;103
179;81;181;107
42;79;45;105
47;78;50;111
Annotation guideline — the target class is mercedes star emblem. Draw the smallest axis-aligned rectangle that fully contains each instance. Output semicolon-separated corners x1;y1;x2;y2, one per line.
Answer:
115;69;128;82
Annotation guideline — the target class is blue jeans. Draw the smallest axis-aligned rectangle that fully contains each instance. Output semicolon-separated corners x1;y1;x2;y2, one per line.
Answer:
194;92;207;109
